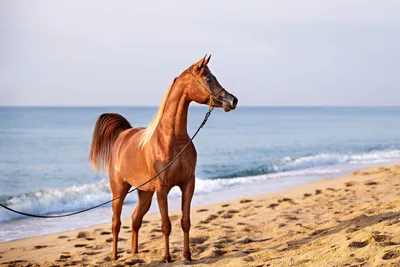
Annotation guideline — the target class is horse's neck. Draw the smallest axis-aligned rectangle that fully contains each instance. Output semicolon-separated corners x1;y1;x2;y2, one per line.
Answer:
157;79;190;141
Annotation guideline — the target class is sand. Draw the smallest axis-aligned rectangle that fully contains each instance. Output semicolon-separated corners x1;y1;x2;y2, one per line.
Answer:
1;163;400;267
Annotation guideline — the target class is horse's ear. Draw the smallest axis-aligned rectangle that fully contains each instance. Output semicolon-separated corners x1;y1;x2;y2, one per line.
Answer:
205;54;211;65
194;54;207;71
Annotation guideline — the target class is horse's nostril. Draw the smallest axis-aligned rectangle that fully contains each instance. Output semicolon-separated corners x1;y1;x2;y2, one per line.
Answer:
231;96;238;108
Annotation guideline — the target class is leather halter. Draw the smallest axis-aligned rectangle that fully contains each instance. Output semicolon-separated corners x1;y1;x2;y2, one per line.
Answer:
187;66;224;108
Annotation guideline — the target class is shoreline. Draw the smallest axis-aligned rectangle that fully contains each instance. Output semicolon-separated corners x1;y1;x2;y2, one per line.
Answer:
1;163;400;266
2;160;397;243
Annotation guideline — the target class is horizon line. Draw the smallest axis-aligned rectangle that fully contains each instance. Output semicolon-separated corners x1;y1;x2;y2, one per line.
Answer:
0;105;400;108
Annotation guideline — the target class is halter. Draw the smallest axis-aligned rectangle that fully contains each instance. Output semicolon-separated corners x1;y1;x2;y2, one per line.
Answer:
188;66;224;112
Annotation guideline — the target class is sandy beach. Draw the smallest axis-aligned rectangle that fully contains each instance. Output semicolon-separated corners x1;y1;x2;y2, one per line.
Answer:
1;163;400;266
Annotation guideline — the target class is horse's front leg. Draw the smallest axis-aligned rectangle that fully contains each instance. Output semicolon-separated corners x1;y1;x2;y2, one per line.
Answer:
180;178;194;261
156;188;172;262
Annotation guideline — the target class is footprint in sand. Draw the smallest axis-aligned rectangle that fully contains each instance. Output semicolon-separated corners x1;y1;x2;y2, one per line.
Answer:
365;181;379;186
197;208;209;212
346;227;360;233
222;213;233;219
304;193;312;198
227;209;240;214
382;250;400;260
77;231;89;238
240;199;253;204
348;240;369;248
58;235;68;239
100;231;111;235
221;204;230;207
33;245;47;249
345;182;357;187
122;226;130;229
268;203;279;209
58;254;71;261
200;214;219;224
310;229;328;236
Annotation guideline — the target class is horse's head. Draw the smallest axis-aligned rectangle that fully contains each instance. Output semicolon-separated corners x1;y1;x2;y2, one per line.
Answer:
186;55;238;112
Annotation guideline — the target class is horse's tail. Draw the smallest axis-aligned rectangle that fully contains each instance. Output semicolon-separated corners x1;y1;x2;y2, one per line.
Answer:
89;113;132;173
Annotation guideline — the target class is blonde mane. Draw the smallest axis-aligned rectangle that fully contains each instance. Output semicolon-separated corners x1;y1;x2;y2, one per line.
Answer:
139;78;177;148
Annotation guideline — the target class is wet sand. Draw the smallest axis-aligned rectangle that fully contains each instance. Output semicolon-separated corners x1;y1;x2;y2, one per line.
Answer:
1;163;400;266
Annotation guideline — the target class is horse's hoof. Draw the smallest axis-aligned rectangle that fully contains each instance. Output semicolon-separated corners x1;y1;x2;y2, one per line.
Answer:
131;248;139;254
163;255;172;263
111;254;118;261
184;251;192;261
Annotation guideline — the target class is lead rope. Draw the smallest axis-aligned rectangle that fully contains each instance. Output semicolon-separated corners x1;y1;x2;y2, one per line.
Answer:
0;105;214;219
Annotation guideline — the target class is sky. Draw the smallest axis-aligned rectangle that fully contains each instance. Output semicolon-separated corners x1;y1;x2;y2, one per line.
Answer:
1;1;400;106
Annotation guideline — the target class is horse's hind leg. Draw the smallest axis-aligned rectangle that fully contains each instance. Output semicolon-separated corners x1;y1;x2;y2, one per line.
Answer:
131;190;154;254
111;181;131;260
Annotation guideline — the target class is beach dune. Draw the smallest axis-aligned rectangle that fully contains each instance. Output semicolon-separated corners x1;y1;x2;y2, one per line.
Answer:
1;163;400;266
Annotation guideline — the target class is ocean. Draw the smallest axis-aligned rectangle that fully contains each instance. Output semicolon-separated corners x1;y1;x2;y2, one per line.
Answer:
1;106;400;242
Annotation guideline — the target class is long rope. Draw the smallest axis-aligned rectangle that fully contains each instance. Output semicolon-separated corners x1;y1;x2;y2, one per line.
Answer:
0;107;214;219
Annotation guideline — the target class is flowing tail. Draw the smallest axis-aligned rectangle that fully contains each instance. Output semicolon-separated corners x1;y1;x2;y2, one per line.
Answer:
89;113;132;173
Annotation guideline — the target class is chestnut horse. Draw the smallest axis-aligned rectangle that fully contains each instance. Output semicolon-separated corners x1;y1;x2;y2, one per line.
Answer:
89;55;238;262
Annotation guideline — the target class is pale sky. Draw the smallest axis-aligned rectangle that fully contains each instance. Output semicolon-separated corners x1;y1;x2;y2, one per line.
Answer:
1;1;400;106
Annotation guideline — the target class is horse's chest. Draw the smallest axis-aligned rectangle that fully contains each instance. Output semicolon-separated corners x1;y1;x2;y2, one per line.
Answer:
154;144;196;186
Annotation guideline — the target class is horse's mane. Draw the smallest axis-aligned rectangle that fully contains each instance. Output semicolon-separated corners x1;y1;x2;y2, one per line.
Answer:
139;78;177;148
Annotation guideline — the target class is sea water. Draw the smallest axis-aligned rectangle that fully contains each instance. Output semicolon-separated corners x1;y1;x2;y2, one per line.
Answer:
1;106;399;241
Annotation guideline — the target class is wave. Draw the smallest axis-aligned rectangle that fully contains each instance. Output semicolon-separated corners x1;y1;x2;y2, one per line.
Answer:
1;149;399;222
0;179;117;222
214;149;400;179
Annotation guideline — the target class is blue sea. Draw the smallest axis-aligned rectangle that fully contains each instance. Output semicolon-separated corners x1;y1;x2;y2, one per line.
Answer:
1;106;400;242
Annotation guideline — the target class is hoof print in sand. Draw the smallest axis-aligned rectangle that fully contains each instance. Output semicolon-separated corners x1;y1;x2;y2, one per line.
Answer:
197;209;209;212
201;214;218;224
240;199;253;204
372;235;391;243
100;231;111;235
33;245;47;249
348;240;369;248
268;203;279;209
345;182;357;187
382;250;400;260
76;231;89;238
346;227;360;233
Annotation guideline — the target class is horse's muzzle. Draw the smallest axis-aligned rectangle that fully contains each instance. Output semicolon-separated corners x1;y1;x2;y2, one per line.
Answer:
221;94;238;112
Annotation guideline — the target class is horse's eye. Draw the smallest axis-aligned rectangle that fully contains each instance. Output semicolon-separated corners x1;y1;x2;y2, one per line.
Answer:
204;76;211;82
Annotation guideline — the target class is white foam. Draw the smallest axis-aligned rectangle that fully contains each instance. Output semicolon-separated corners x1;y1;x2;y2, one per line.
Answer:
1;149;399;222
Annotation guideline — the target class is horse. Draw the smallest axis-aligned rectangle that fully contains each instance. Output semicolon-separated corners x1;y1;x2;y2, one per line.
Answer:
89;55;238;262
